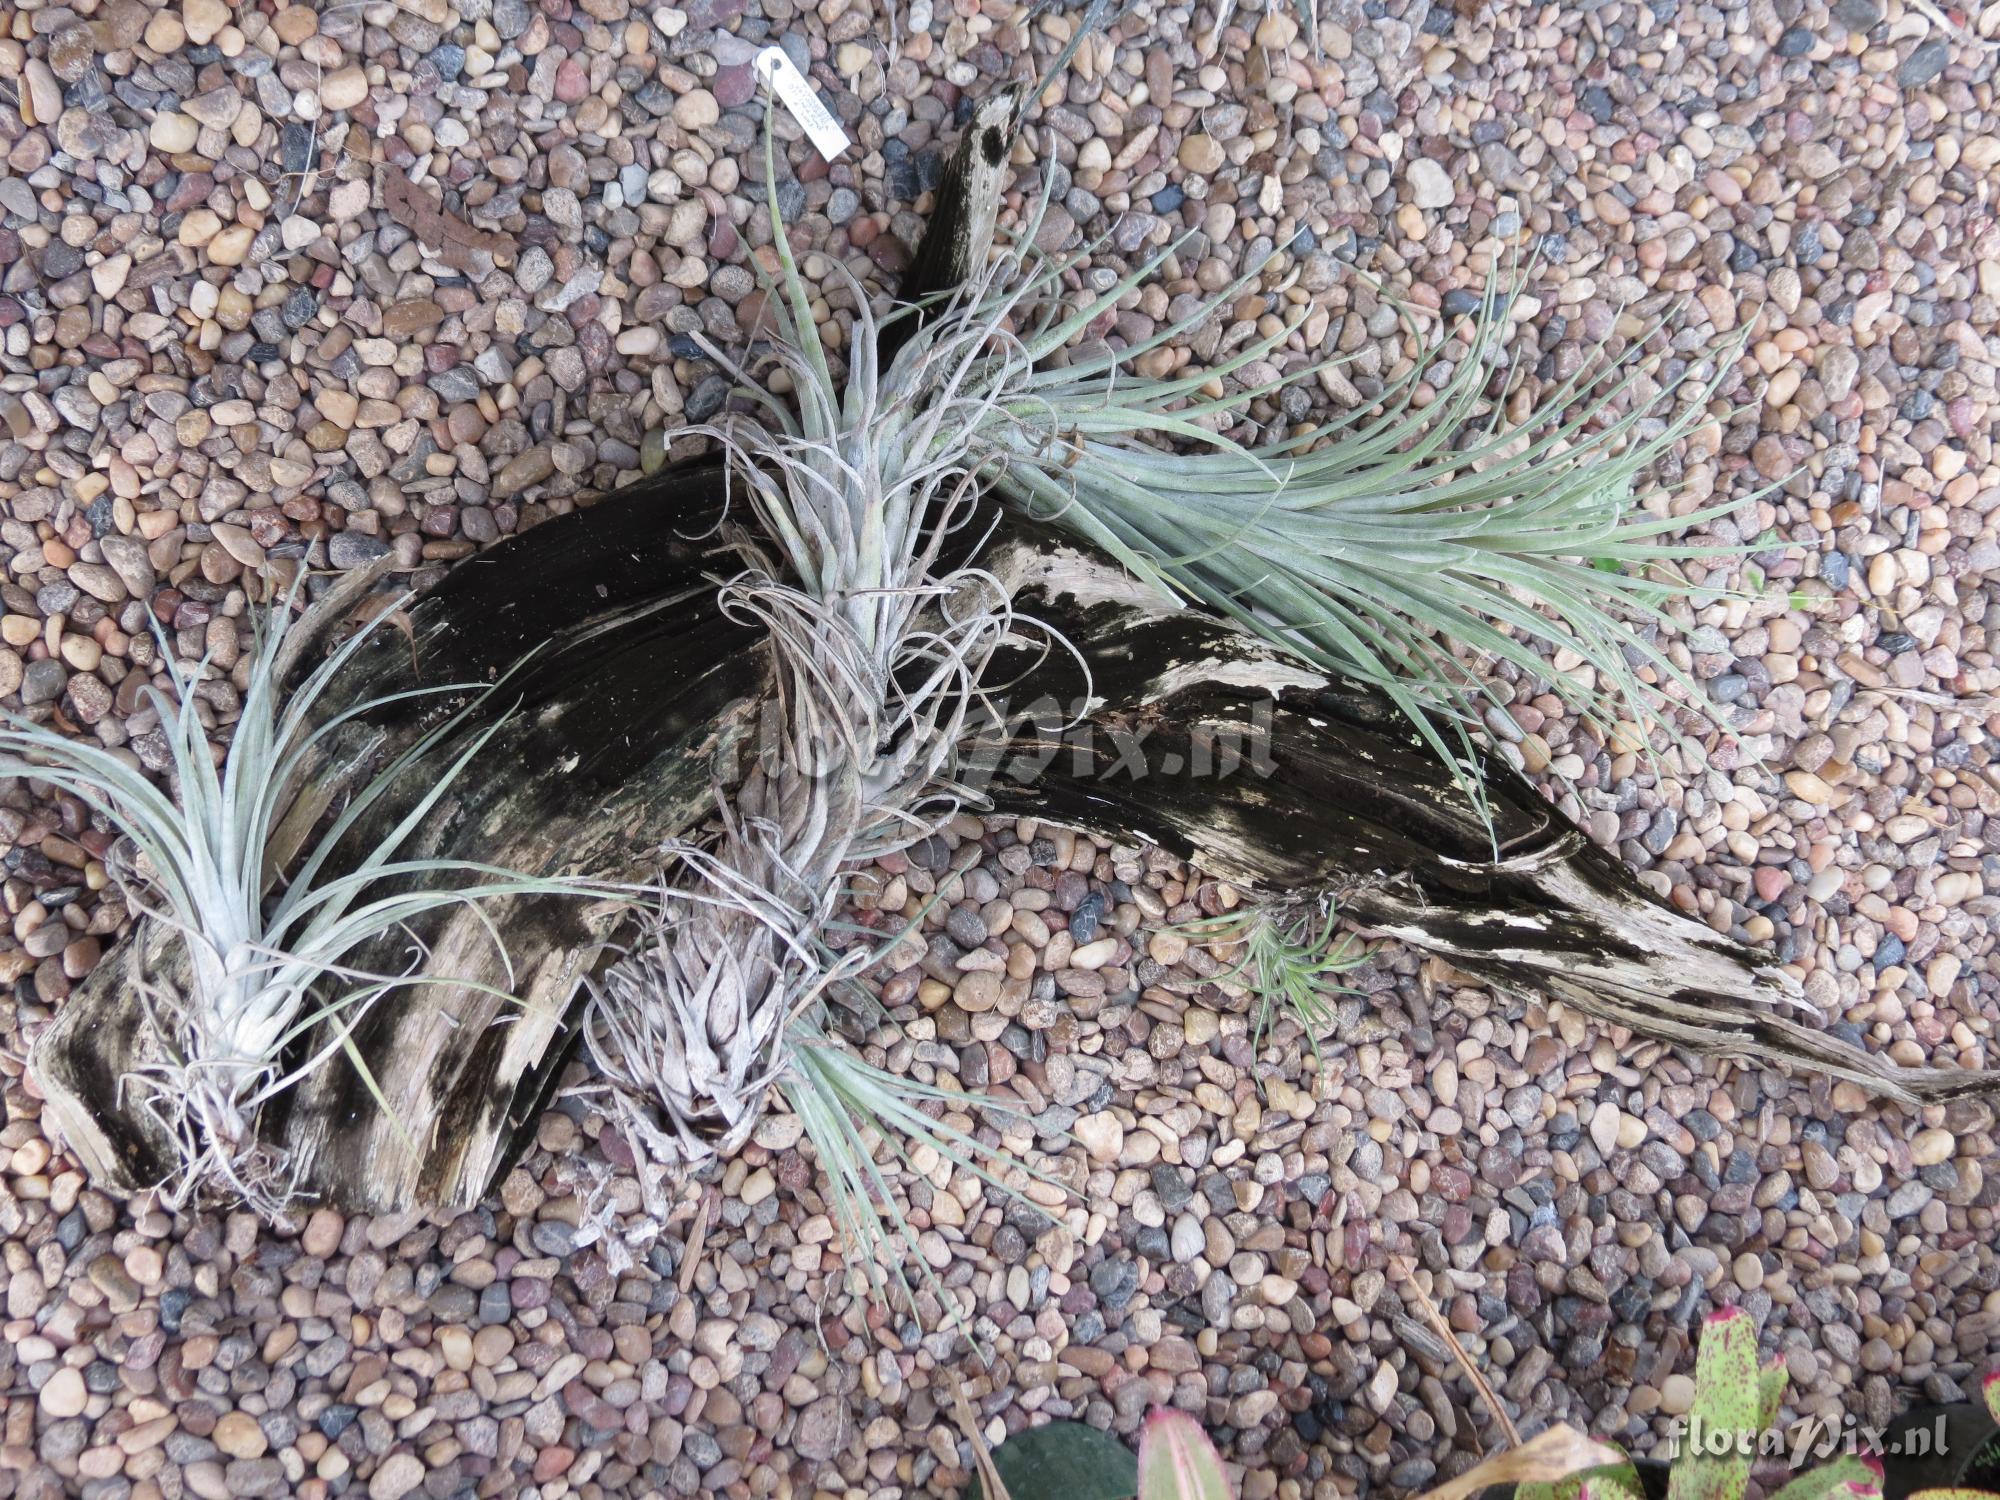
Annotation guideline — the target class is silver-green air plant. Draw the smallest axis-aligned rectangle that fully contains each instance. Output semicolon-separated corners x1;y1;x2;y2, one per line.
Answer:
1174;897;1366;1070
584;120;1068;1305
967;256;1752;816
0;579;583;1213
595;112;1747;1302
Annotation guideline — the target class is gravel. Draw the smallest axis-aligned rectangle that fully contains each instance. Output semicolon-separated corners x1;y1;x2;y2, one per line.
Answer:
3;0;1999;1494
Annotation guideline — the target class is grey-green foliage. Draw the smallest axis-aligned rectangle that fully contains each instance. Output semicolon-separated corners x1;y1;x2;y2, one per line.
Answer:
2;581;580;1211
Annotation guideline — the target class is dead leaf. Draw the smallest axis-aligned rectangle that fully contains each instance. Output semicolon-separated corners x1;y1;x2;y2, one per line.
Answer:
949;1380;1011;1500
1410;1426;1630;1500
380;165;514;274
1393;1258;1521;1449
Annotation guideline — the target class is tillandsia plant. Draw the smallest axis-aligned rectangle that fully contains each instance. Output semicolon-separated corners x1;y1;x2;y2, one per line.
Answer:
582;100;1071;1298
31;62;1997;1233
1136;1409;1237;1500
584;70;1996;1296
975;262;1753;821
0;575;583;1212
1172;897;1365;1069
593;114;1738;1152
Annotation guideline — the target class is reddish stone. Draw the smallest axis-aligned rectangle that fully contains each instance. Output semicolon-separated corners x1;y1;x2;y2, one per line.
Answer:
712;63;755;108
164;172;216;214
532;1446;575;1484
553;57;588;104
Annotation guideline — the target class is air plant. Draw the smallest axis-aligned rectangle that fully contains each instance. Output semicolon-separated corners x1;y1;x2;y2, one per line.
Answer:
1173;898;1365;1069
784;1019;1061;1316
582;114;1067;1196
974;264;1753;813
0;579;582;1211
581;85;1779;1299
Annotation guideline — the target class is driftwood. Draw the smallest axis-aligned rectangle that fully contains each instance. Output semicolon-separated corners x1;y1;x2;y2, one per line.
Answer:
30;92;1994;1221
37;472;1988;1215
973;531;1993;1106
29;66;1078;1215
33;462;769;1212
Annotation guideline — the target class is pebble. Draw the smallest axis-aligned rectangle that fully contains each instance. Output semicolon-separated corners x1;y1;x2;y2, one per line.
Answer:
1406;159;1453;208
368;1453;426;1500
1075;1111;1124;1162
39;1368;87;1419
213;1412;267;1460
321;66;371;111
182;0;228;45
1179;134;1225;174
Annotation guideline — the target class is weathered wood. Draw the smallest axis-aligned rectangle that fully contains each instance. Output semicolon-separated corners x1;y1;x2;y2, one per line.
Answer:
270;465;771;1210
31;463;774;1213
38;466;1989;1217
35;75;1985;1227
972;531;1998;1105
874;86;1022;370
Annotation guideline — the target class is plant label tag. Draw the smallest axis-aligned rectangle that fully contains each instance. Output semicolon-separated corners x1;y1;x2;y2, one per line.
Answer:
754;47;850;162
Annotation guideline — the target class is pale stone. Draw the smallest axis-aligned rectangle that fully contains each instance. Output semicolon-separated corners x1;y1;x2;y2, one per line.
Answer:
150;113;200;153
1070;937;1118;970
213;1412;268;1459
92;254;132;299
183;0;229;46
1911;1128;1955;1167
1406;158;1453;209
671;89;719;129
40;1367;87;1418
206;224;254;266
329;180;372;221
1075;1110;1124;1163
320;65;369;111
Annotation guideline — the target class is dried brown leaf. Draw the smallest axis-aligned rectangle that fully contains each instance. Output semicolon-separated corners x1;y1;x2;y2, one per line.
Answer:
949;1379;1011;1500
1395;1258;1522;1449
380;165;514;274
1410;1426;1630;1500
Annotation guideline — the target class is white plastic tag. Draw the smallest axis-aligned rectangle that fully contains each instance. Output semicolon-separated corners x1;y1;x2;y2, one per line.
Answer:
754;46;850;162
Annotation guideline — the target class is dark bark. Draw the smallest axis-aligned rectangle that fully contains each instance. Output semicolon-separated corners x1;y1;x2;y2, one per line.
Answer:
31;464;772;1212
875;88;1022;370
31;86;1991;1220
972;530;1998;1106
35;466;1994;1215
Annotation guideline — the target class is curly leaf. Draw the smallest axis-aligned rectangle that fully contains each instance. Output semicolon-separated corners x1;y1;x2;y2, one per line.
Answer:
1413;1426;1633;1500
